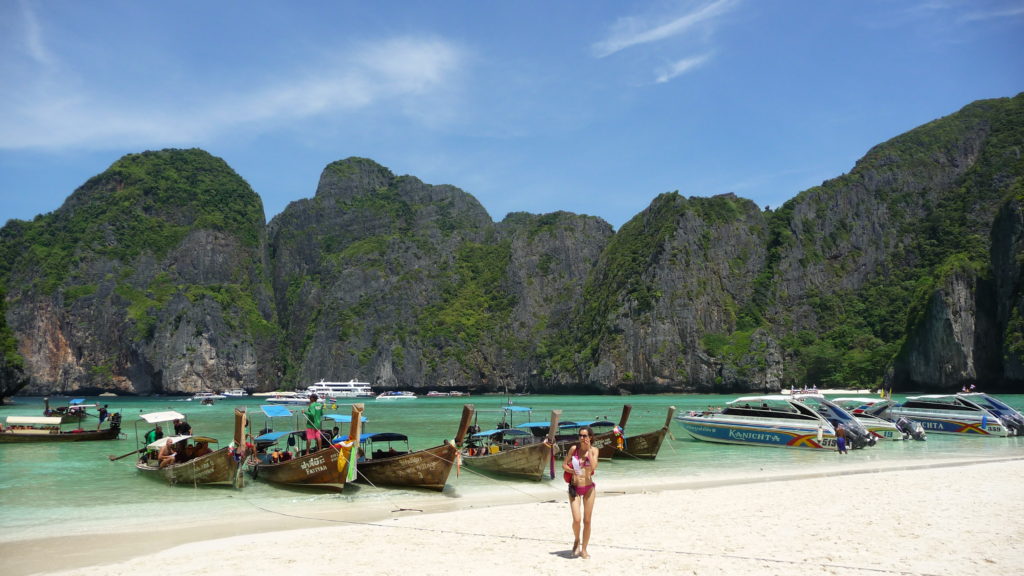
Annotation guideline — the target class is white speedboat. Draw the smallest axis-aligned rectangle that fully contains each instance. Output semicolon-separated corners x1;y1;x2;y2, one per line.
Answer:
376;391;417;400
830;397;923;441
190;392;226;402
222;389;249;397
879;393;1023;437
674;394;874;450
305;379;374;399
264;392;312;405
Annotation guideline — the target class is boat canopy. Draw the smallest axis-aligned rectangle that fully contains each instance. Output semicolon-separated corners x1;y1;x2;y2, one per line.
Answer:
146;434;216;449
335;432;408;443
323;413;368;423
515;421;553;428
255;430;300;442
504;406;532;412
558;420;614;429
7;416;63;425
260;405;293;418
69;398;86;405
472;428;531;438
139;411;186;424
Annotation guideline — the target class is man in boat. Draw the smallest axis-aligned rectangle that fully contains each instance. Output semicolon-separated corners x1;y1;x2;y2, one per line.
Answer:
157;439;177;468
303;394;324;454
173;419;191;435
144;424;164;444
192;441;213;458
95;405;109;431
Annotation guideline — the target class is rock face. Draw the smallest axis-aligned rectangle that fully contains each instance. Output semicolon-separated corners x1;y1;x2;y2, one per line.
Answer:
1;149;279;396
2;94;1023;397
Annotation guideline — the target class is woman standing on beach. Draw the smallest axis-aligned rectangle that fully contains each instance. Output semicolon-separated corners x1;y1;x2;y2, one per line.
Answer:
564;425;598;559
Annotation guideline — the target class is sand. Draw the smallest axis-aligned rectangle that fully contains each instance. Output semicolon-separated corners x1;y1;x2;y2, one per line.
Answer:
9;457;1024;576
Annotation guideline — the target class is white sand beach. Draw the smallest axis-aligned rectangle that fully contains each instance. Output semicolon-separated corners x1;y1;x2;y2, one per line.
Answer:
11;457;1024;576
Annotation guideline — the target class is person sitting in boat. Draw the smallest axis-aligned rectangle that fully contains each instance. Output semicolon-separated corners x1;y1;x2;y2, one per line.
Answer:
192;441;213;458
176;443;195;464
157;439;177;468
144;424;164;444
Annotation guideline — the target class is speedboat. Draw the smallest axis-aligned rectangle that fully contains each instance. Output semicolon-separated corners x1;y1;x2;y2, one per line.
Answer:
190;392;226;401
222;389;249;397
830;397;924;441
674;394;874;450
376;391;417;400
879;393;1023;437
265;392;312;405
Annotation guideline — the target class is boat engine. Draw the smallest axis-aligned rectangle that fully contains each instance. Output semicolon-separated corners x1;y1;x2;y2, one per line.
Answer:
1000;412;1024;436
845;421;875;449
895;417;926;441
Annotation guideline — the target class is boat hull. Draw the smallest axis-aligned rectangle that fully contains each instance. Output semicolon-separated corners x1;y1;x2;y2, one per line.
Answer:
675;416;837;450
357;443;458;491
885;410;1010;436
0;426;120;443
612;427;670;459
463;441;554;481
251;444;354;491
136;447;241;486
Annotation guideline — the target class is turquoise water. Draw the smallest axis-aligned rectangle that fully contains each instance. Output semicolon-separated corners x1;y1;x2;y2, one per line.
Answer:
2;393;1023;543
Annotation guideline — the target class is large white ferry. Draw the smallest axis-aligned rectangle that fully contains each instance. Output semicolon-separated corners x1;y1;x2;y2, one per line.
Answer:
305;379;375;399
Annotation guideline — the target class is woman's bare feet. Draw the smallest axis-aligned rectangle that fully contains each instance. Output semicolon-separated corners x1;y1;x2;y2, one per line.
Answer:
579;550;590;559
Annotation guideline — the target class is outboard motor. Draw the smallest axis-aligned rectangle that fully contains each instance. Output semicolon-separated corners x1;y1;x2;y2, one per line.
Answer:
895;417;926;441
843;420;875;449
1001;412;1024;436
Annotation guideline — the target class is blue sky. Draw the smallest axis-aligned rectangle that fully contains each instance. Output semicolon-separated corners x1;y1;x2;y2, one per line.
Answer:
2;1;1022;230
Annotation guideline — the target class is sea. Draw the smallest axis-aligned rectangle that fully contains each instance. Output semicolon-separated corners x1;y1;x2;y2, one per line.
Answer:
2;393;1023;545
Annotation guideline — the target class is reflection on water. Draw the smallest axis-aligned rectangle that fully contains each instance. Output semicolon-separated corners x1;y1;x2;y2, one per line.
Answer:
1;393;1022;541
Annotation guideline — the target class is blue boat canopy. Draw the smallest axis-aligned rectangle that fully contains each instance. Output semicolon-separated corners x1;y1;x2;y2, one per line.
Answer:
504;406;532;412
260;405;293;418
560;420;615;429
335;432;408;443
323;413;368;423
472;428;531;438
515;421;553;428
255;430;301;442
70;398;86;405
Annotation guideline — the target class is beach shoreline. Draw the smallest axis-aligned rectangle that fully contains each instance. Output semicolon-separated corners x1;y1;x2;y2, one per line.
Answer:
8;456;1023;576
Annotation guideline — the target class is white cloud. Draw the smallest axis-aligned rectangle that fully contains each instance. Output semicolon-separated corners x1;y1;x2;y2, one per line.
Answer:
0;35;466;150
655;53;712;83
17;0;54;67
592;0;737;58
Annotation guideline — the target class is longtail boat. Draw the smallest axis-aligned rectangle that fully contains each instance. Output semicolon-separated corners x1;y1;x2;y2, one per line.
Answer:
135;408;247;487
248;404;364;491
462;408;560;481
610;405;676;459
43;397;94;424
350;404;473;491
550;407;625;459
0;412;122;443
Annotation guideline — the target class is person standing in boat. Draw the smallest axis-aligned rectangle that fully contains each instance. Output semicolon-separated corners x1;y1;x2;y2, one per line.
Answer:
563;425;599;559
95;404;109;431
303;394;324;454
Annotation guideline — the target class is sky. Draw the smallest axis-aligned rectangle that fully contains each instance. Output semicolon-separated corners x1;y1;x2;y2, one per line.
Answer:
1;1;1022;230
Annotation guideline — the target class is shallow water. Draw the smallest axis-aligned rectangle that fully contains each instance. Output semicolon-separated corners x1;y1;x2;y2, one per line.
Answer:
1;393;1022;542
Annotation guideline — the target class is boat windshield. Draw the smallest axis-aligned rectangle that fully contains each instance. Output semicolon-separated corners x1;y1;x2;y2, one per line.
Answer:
966;394;1012;412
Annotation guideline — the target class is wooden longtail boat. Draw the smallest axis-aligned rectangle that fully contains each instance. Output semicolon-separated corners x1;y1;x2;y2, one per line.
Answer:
43;397;94;424
610;405;676;459
135;408;247;487
462;409;560;481
352;404;474;491
549;405;628;459
248;404;364;491
0;413;122;443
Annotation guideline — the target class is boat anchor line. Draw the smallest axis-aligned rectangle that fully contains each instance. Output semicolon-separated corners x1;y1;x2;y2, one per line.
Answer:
236;498;942;576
